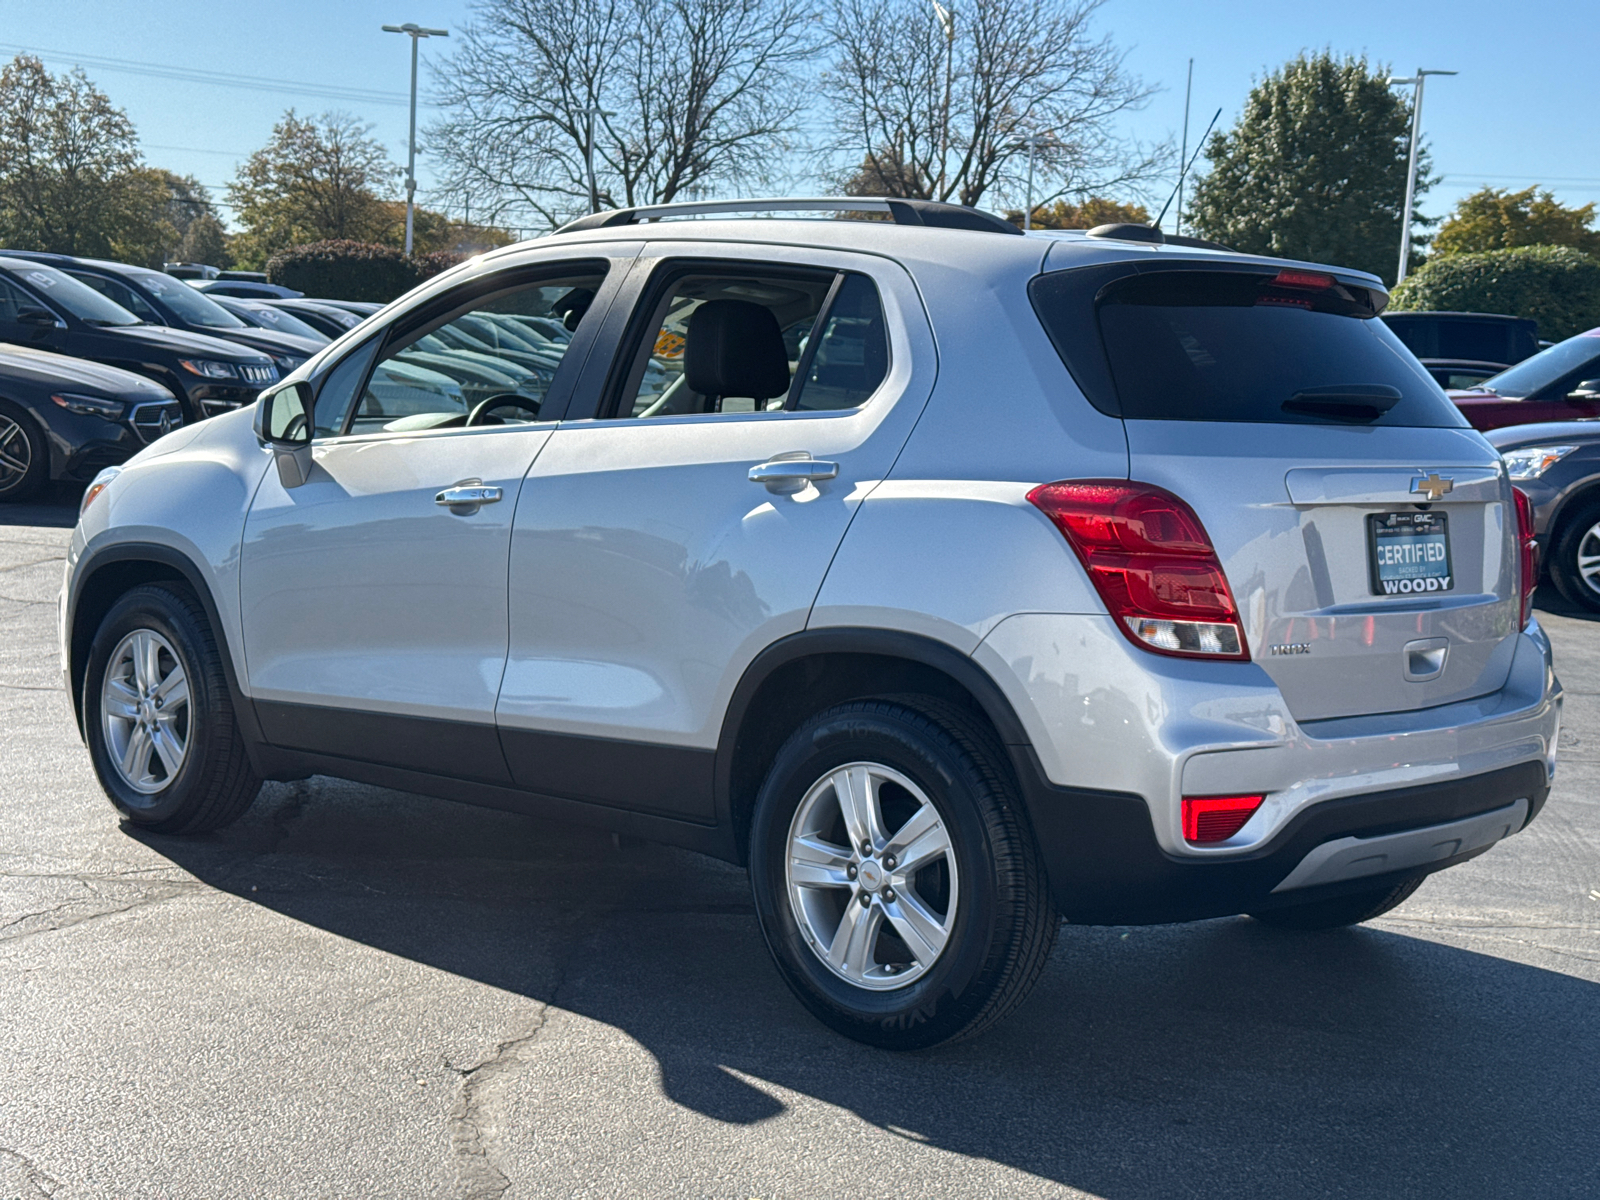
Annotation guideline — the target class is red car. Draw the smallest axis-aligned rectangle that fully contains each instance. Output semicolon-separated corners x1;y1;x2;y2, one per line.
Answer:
1448;328;1600;430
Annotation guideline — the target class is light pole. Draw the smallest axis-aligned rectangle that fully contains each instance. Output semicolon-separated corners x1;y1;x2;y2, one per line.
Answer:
932;0;955;199
579;106;617;213
1019;134;1046;230
382;22;448;256
1389;68;1456;284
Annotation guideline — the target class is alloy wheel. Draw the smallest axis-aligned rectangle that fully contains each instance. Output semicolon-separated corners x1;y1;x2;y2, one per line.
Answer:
100;629;192;795
1575;520;1600;597
784;761;960;990
0;414;32;492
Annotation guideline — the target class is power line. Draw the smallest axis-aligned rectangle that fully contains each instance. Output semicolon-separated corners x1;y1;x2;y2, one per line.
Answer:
0;42;427;109
1440;173;1600;185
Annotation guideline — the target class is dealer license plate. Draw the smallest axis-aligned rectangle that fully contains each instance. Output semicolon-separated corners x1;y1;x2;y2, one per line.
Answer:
1368;511;1453;596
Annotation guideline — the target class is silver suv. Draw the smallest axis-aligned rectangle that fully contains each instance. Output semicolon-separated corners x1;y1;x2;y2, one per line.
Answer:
61;199;1562;1049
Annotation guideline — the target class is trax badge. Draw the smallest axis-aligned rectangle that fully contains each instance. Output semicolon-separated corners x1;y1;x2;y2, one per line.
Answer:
1270;643;1311;655
1411;472;1454;501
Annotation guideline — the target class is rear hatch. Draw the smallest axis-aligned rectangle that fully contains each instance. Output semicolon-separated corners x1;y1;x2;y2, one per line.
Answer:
1032;255;1519;722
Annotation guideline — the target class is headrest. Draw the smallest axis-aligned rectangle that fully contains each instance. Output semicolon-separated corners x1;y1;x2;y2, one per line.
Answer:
684;299;791;401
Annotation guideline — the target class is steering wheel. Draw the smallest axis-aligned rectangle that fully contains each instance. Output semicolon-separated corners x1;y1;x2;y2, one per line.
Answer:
466;394;543;426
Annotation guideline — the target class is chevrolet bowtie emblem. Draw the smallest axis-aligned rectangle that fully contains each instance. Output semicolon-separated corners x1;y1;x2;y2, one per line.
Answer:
1411;472;1454;501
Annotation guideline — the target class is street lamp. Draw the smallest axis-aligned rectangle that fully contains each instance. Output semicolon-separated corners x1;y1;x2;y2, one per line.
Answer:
382;22;448;256
1389;68;1456;285
1017;134;1047;230
579;106;617;214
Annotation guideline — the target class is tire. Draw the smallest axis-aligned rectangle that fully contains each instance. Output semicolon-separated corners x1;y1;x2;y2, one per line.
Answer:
748;698;1058;1050
82;582;261;834
1249;875;1426;931
0;399;48;502
1548;497;1600;613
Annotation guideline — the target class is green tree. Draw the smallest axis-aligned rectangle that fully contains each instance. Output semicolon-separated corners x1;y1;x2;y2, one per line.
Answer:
1187;52;1427;284
0;54;168;259
1433;186;1600;258
1389;245;1600;341
1003;196;1150;228
227;110;400;268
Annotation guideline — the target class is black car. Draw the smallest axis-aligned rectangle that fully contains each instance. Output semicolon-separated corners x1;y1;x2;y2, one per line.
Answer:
0;342;183;501
1381;311;1541;388
1;251;320;377
0;257;277;420
258;298;366;339
210;296;331;344
193;279;304;300
1490;419;1600;611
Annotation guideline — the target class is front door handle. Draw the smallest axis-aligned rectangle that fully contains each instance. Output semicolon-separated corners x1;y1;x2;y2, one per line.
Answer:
749;454;839;494
435;483;502;513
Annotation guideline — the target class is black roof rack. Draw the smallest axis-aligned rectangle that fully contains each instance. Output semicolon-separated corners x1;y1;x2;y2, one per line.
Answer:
554;196;1022;237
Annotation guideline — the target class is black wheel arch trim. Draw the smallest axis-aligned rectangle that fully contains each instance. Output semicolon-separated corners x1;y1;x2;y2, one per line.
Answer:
67;538;266;760
712;627;1036;863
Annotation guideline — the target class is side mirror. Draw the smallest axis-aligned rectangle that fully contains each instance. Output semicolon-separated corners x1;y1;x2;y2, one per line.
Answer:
253;381;314;488
1571;379;1600;398
16;306;58;328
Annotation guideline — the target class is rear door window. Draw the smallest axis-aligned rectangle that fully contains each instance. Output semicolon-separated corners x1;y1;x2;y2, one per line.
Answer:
1031;267;1469;428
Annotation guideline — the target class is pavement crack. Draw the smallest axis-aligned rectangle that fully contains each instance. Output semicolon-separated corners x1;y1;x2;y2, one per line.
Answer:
1;1144;64;1196
0;878;203;945
268;780;312;852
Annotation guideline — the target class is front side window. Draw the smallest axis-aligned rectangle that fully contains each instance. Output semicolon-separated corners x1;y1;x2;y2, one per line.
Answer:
72;272;161;322
10;266;139;326
128;271;247;329
339;268;606;436
610;266;889;418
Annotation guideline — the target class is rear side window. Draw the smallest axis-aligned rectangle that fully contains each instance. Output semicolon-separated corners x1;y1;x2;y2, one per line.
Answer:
1031;268;1469;428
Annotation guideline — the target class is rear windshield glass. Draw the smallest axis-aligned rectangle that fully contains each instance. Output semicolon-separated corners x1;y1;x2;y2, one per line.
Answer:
1031;268;1468;428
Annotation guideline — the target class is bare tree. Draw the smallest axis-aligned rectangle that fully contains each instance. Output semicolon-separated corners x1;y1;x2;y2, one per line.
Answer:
428;0;819;230
825;0;1161;210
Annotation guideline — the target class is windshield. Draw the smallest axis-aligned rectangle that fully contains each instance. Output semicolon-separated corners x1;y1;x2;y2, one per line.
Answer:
132;271;246;329
13;266;141;326
232;302;329;343
1033;269;1467;428
1477;333;1600;399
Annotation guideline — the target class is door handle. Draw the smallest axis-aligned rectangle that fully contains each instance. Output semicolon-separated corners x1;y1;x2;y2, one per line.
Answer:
435;483;502;513
749;454;839;494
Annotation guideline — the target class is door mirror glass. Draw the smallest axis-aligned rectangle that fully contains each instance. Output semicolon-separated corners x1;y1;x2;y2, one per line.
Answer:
255;381;313;446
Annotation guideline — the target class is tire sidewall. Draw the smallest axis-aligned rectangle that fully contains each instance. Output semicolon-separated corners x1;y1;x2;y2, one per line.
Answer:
749;706;1002;1047
83;585;215;825
1552;499;1600;612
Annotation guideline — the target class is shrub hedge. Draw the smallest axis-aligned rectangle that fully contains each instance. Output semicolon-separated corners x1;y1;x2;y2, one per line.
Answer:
265;240;426;302
1389;245;1600;341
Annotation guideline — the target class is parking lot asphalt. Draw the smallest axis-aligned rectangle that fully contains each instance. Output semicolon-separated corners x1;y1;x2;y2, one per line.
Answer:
1;485;1596;1200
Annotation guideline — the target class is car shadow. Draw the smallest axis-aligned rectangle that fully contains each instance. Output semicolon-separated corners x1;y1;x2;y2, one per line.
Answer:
130;776;1600;1198
0;482;81;528
1535;588;1600;623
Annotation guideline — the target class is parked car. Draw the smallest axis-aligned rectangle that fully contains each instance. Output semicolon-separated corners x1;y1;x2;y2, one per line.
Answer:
0;343;182;501
1489;419;1600;611
1381;311;1541;388
210;296;331;344
163;262;219;281
192;279;304;300
63;199;1559;1050
1448;328;1600;430
259;298;365;338
309;299;383;318
0;256;276;421
0;252;320;378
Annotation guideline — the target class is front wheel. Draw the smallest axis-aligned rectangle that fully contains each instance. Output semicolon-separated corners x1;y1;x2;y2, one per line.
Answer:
1548;498;1600;613
749;700;1057;1050
83;582;261;834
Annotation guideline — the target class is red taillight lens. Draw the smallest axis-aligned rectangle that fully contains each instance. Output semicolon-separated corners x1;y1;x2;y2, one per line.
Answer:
1513;486;1539;628
1027;480;1250;659
1182;794;1265;844
1272;268;1334;290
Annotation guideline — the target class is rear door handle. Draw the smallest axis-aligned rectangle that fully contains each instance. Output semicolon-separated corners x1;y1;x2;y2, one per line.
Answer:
435;484;502;513
749;455;839;494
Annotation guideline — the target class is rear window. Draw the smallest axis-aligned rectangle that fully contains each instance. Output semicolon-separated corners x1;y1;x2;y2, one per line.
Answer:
1380;314;1539;364
1031;267;1469;428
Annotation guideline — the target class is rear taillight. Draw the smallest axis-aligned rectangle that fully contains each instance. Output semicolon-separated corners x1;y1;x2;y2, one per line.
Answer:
1182;794;1265;843
1027;480;1250;660
1513;486;1539;628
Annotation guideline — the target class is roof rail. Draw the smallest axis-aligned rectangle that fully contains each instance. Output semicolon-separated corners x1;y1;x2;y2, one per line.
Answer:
554;196;1023;237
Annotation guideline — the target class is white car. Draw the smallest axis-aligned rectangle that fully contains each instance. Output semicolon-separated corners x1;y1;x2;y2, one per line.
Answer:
62;198;1562;1048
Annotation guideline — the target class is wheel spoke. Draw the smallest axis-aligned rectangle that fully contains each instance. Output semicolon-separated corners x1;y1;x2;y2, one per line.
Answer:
827;898;882;978
789;834;853;888
149;725;185;777
0;447;26;474
883;891;948;966
153;670;188;709
832;765;887;851
104;679;141;718
120;723;152;780
887;802;950;873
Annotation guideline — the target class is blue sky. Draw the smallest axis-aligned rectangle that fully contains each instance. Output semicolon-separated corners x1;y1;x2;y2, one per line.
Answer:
6;0;1597;232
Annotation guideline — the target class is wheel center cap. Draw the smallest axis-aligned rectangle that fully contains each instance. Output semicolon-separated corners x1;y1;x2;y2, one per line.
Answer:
857;859;884;891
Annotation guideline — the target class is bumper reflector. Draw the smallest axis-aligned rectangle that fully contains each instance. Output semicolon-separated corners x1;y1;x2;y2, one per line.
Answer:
1182;794;1265;843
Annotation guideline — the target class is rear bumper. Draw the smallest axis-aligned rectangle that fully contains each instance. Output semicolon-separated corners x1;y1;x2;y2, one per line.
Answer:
1017;757;1549;925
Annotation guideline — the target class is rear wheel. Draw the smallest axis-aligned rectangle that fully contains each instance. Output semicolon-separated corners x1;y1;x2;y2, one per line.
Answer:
83;583;261;834
1249;875;1426;931
0;400;48;502
749;699;1057;1050
1548;498;1600;613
